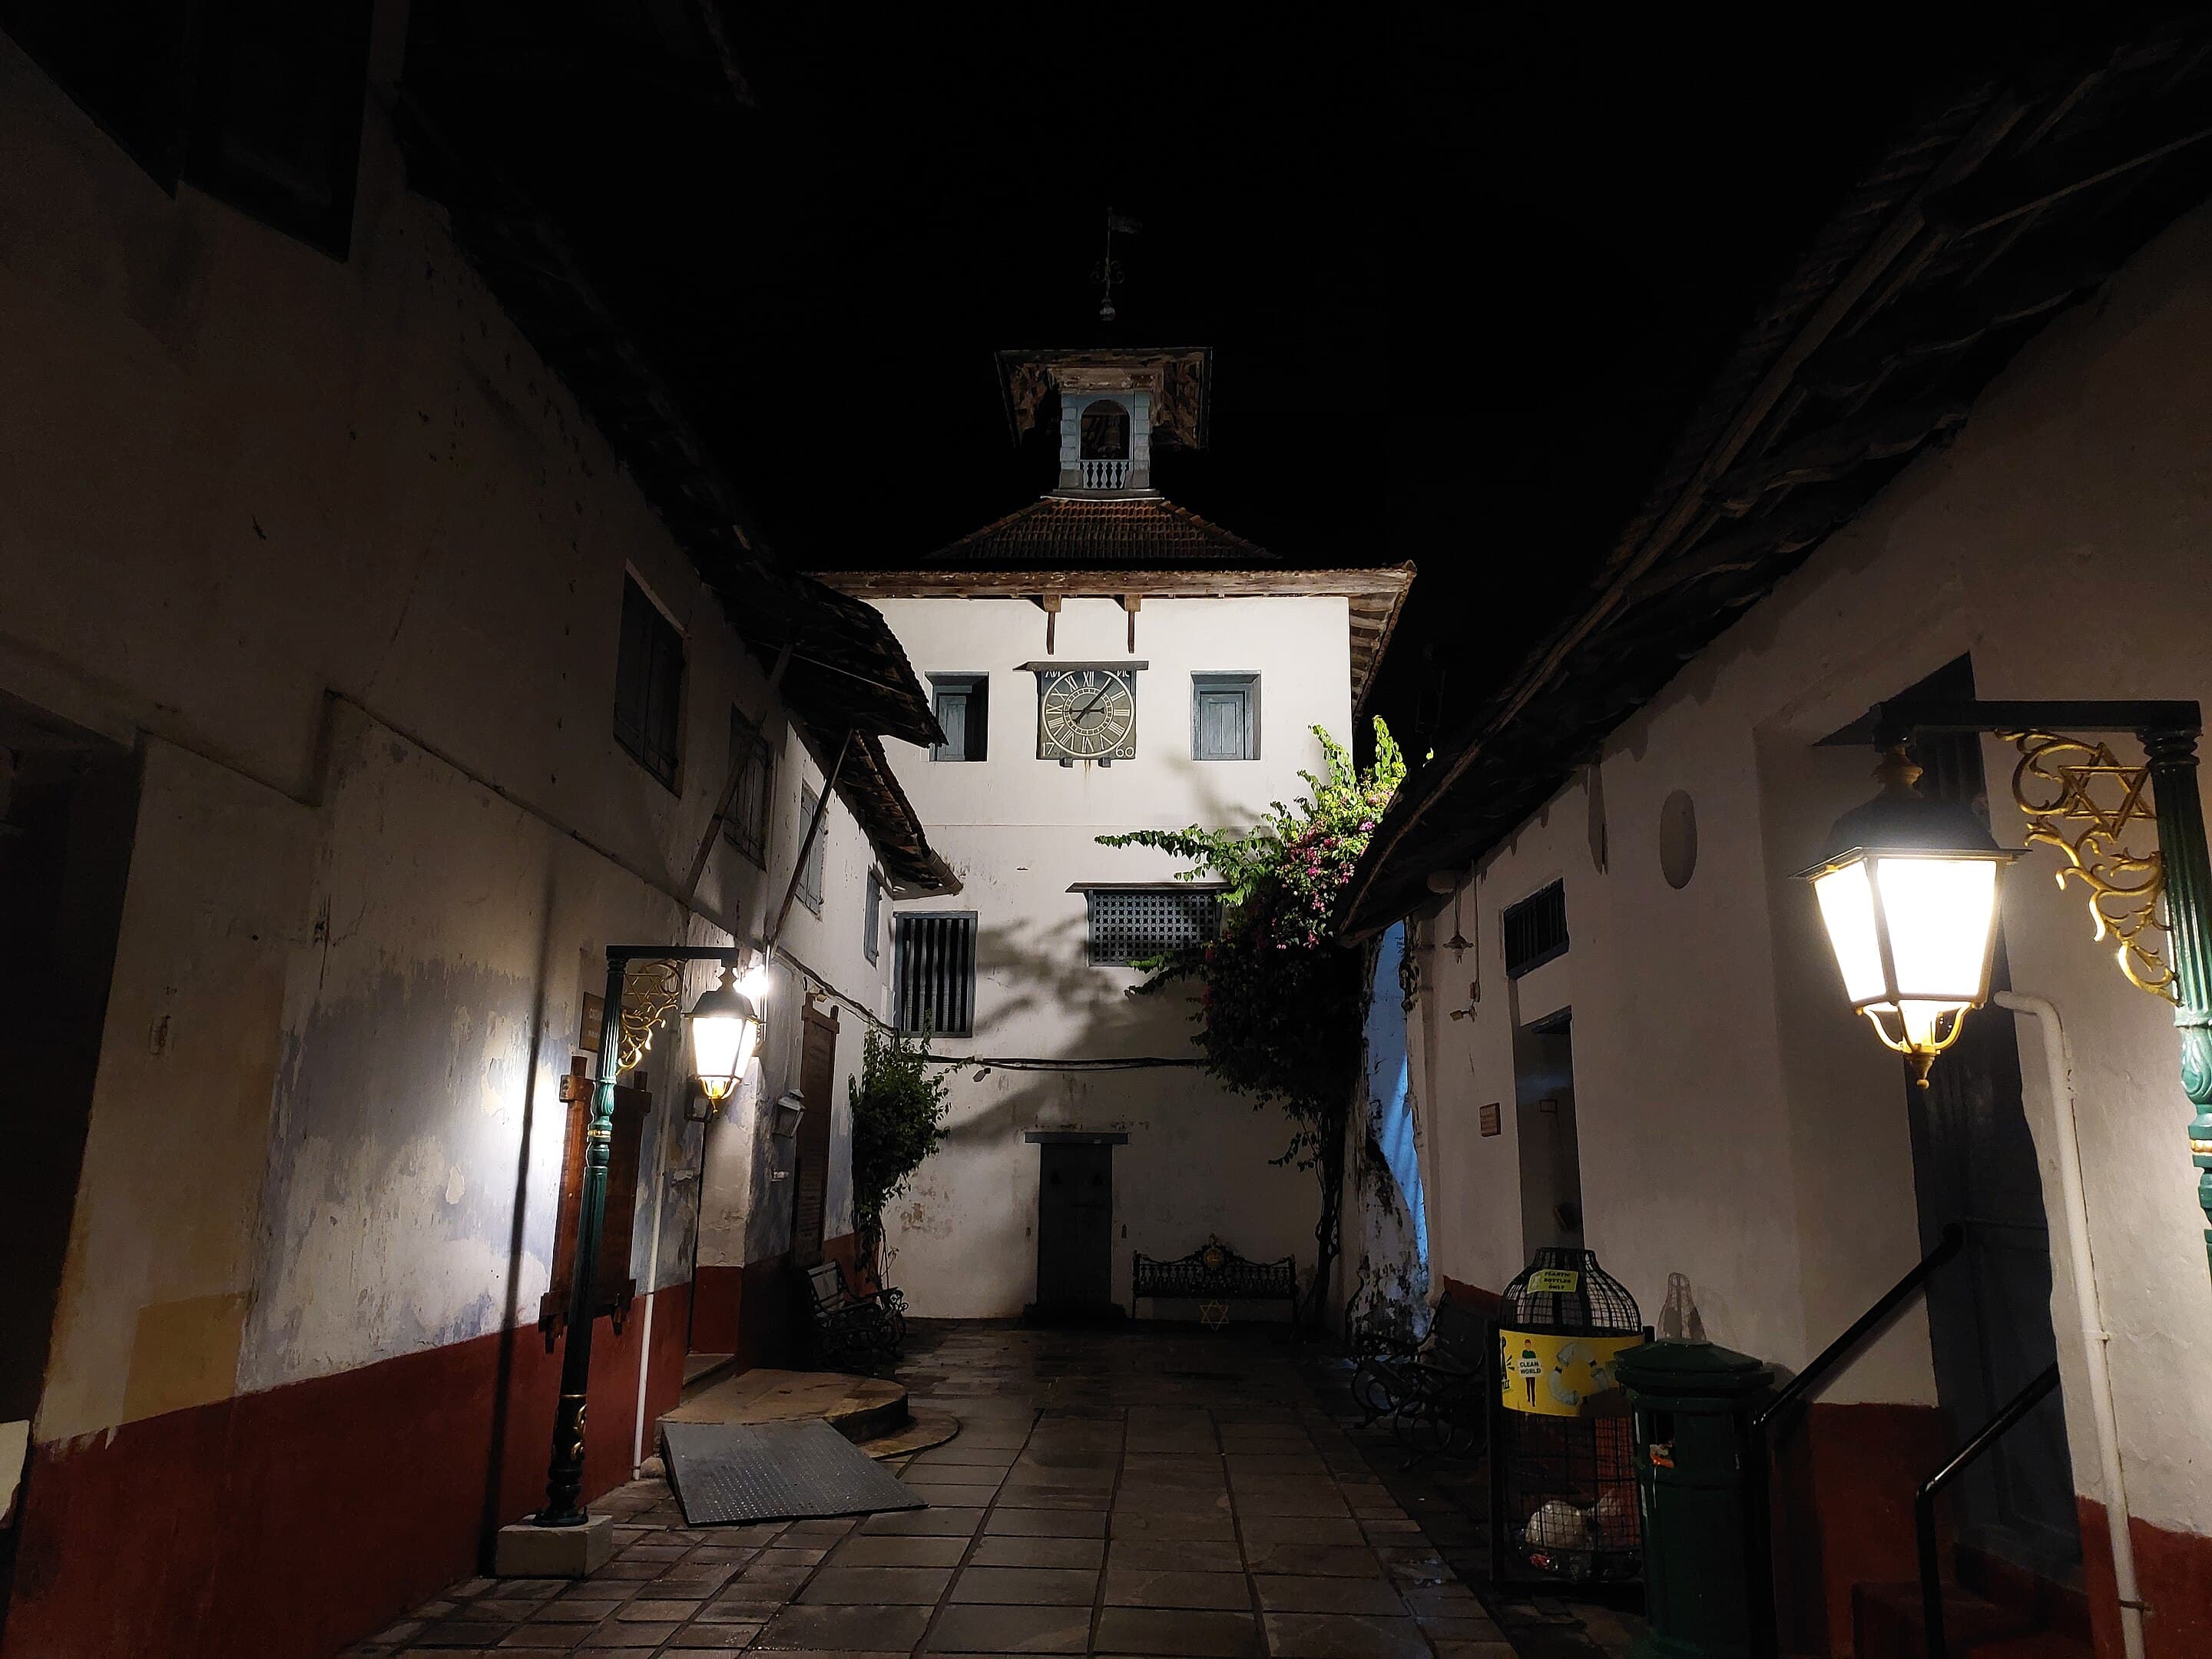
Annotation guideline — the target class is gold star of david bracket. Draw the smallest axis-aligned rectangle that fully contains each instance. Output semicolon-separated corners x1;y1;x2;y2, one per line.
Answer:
2002;730;2176;1001
617;959;686;1070
1198;1300;1232;1330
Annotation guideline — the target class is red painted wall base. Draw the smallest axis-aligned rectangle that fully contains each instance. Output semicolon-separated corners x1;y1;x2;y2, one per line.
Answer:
690;1235;858;1371
0;1282;688;1659
2079;1495;2212;1659
1770;1400;1949;1656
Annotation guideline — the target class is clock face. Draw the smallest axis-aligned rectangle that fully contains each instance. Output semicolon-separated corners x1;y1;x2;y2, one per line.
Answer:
1038;669;1137;760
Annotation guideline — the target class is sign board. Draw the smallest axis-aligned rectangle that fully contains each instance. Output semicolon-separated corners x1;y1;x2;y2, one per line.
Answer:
1528;1267;1581;1294
1498;1329;1642;1417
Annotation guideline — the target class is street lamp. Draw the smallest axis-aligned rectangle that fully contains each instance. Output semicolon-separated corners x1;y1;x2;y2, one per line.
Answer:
688;962;765;1105
1799;745;2018;1086
1803;697;2212;1282
506;943;758;1569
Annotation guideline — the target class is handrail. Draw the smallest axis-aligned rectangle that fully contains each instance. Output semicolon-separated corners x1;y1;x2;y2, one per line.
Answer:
1753;1221;1965;1435
1747;1220;1965;1658
1915;1361;2063;1659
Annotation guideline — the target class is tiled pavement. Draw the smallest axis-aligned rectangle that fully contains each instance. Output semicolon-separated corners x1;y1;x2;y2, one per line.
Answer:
346;1320;1519;1658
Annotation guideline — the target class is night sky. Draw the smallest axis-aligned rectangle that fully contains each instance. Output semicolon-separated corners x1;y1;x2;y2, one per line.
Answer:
560;7;2008;758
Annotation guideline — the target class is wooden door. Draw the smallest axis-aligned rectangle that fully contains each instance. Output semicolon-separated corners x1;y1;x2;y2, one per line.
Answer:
792;1003;838;1267
1035;1141;1114;1311
1912;727;2079;1575
538;1055;651;1333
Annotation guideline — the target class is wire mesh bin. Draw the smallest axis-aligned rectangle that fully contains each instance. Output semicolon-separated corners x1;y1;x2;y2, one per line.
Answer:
1489;1247;1648;1588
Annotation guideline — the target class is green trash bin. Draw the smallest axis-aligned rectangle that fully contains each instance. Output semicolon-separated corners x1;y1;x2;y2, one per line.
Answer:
1616;1339;1773;1659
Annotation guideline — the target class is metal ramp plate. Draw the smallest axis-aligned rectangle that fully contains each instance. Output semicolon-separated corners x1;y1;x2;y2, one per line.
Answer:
660;1417;926;1525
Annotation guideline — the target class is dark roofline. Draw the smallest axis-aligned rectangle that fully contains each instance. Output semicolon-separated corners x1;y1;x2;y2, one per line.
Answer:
1340;19;2212;938
816;562;1416;716
391;79;950;886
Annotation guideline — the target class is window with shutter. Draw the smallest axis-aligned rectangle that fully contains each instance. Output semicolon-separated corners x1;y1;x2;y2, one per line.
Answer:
614;575;684;790
930;674;988;760
724;707;774;864
894;912;978;1036
798;786;826;912
1190;674;1258;760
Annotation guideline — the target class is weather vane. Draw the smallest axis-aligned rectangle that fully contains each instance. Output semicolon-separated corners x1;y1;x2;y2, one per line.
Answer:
1095;208;1141;322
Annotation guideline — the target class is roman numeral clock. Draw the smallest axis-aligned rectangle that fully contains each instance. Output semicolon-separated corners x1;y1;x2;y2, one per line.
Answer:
1026;662;1143;764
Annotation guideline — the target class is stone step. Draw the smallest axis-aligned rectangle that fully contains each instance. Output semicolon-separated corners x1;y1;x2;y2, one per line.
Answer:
1854;1579;2029;1658
664;1365;913;1445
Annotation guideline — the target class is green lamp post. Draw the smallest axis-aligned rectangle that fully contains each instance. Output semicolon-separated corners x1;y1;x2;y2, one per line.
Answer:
1803;697;2212;1277
537;945;761;1529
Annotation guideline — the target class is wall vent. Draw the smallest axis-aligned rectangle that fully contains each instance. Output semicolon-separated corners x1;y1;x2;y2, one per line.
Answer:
1502;880;1568;979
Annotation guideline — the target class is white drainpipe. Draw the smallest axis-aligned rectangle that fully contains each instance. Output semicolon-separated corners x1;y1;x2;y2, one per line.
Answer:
1995;990;2144;1659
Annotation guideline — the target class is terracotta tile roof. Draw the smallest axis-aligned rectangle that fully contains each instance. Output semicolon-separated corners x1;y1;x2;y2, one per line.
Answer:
930;494;1276;568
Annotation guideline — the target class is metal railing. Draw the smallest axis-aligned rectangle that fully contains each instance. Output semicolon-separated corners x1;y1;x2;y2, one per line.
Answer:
1916;1361;2063;1659
1747;1221;1965;1658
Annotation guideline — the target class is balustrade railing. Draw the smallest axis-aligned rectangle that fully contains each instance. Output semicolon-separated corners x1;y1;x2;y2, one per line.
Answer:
1078;457;1131;489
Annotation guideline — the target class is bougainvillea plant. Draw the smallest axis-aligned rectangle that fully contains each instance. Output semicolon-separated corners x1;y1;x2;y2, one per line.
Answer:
1098;719;1406;1326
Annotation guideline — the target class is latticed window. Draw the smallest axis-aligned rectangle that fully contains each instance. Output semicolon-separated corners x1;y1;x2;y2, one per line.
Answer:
895;912;977;1036
1084;886;1223;966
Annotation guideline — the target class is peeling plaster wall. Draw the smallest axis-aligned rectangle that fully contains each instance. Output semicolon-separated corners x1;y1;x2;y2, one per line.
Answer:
1416;202;2212;1541
0;31;898;1458
864;594;1355;1316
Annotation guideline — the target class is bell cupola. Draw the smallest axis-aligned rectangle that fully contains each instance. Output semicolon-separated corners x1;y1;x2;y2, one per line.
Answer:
994;346;1214;498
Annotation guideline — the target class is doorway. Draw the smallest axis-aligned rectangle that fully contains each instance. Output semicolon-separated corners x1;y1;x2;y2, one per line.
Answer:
0;697;139;1603
1911;724;2081;1577
1513;1008;1584;1258
792;1002;838;1269
1025;1131;1124;1321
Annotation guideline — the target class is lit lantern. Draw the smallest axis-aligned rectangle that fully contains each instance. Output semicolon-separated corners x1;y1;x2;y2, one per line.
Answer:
1799;747;2018;1086
687;963;763;1105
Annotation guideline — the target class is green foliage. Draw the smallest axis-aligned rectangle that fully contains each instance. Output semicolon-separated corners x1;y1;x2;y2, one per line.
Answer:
1098;719;1404;1127
847;1025;952;1260
1098;720;1406;1320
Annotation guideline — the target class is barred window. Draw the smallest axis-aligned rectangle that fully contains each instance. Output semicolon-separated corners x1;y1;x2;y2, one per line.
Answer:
1503;880;1568;978
724;707;773;864
895;912;976;1036
1084;886;1223;965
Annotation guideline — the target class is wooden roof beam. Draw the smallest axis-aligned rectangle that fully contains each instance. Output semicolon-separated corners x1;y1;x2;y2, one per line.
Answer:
1710;397;1971;515
1924;103;2212;237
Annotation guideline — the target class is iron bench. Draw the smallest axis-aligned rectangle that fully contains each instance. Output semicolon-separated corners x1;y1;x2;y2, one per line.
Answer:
802;1260;906;1374
1132;1237;1296;1326
1352;1293;1492;1464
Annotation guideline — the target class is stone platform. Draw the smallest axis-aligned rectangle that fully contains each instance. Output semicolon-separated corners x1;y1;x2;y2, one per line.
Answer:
661;1366;958;1459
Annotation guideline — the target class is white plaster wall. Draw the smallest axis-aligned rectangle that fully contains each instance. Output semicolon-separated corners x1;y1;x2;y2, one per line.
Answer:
1416;202;2212;1537
0;40;898;1439
868;591;1357;1315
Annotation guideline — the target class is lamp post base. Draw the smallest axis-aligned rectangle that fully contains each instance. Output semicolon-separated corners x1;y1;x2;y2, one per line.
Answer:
493;1512;616;1578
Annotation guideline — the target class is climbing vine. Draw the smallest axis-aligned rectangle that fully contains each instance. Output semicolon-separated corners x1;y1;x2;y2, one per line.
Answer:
1098;719;1406;1326
847;1026;952;1273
